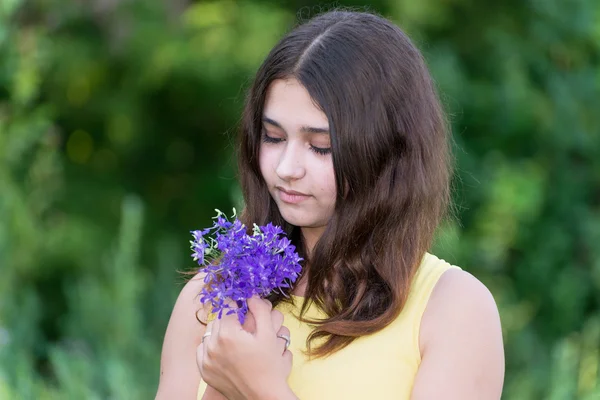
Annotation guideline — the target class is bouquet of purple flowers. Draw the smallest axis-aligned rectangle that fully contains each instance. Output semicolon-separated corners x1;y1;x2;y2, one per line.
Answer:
190;209;303;324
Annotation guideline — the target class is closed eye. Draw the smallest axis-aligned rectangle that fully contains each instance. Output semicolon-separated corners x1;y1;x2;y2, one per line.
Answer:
310;145;331;156
262;133;284;144
262;131;331;155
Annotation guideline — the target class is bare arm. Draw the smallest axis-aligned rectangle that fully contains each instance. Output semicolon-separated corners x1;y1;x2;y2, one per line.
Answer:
411;269;505;400
156;272;214;400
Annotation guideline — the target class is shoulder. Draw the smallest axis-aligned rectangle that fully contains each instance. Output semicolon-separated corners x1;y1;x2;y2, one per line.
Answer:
421;268;502;350
163;272;211;334
173;272;210;315
432;268;498;313
156;272;208;399
414;268;505;399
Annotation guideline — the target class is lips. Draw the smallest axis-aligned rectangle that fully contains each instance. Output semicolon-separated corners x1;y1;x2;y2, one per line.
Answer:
277;187;309;196
276;186;310;204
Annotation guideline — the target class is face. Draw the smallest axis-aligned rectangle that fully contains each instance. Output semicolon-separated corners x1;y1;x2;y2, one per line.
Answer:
259;78;337;236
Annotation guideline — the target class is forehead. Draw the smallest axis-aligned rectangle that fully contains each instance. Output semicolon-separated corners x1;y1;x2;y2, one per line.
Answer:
263;78;329;128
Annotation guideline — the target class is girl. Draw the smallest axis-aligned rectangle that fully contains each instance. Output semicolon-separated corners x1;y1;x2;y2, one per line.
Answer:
157;9;505;400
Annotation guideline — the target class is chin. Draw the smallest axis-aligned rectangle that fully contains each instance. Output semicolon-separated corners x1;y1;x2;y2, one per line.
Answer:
279;212;325;230
272;198;332;228
277;209;309;227
279;214;308;227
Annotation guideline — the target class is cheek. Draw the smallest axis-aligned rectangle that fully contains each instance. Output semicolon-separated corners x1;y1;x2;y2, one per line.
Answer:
258;146;271;180
320;163;337;200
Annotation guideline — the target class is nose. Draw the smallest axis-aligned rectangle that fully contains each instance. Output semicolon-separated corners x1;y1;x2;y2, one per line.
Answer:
275;144;306;182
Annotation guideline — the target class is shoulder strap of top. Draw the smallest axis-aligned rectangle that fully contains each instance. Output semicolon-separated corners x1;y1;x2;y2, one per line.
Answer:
401;253;462;358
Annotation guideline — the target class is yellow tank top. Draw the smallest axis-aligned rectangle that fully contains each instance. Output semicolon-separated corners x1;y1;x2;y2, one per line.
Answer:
197;252;460;400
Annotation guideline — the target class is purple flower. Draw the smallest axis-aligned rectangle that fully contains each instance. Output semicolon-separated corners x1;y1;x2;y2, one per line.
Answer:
190;209;303;324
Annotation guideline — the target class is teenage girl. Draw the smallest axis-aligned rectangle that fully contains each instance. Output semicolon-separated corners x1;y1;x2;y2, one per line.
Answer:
156;9;505;400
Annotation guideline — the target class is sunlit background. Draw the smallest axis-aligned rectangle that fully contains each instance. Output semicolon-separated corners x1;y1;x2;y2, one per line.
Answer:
1;0;599;398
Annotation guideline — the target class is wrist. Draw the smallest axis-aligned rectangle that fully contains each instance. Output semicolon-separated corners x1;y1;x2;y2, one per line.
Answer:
202;385;228;400
250;383;297;400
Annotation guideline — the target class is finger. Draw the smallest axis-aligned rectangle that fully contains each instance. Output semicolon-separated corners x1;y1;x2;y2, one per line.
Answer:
206;318;219;348
242;309;256;333
271;309;284;331
202;320;217;371
277;325;290;337
276;325;291;353
283;348;293;362
217;304;244;336
201;321;214;367
247;296;274;337
196;343;204;375
204;320;214;344
283;348;293;369
202;335;212;380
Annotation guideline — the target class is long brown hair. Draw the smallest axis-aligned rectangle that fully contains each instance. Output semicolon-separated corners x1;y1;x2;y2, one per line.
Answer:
235;9;452;359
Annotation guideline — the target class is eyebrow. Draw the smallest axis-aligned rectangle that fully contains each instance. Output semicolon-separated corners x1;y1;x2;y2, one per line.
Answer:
262;116;329;134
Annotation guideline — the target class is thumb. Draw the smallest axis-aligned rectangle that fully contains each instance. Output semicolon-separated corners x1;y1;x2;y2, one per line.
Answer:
247;296;274;336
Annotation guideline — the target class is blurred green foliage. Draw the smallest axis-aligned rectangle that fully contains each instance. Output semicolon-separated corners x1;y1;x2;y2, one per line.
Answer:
0;0;599;398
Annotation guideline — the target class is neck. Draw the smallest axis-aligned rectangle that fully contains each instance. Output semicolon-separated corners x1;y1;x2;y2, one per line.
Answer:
300;226;324;256
291;226;325;298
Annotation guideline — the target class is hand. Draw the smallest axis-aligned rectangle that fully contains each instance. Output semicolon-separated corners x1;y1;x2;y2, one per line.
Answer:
198;300;287;400
199;303;288;400
240;299;286;335
197;297;294;400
